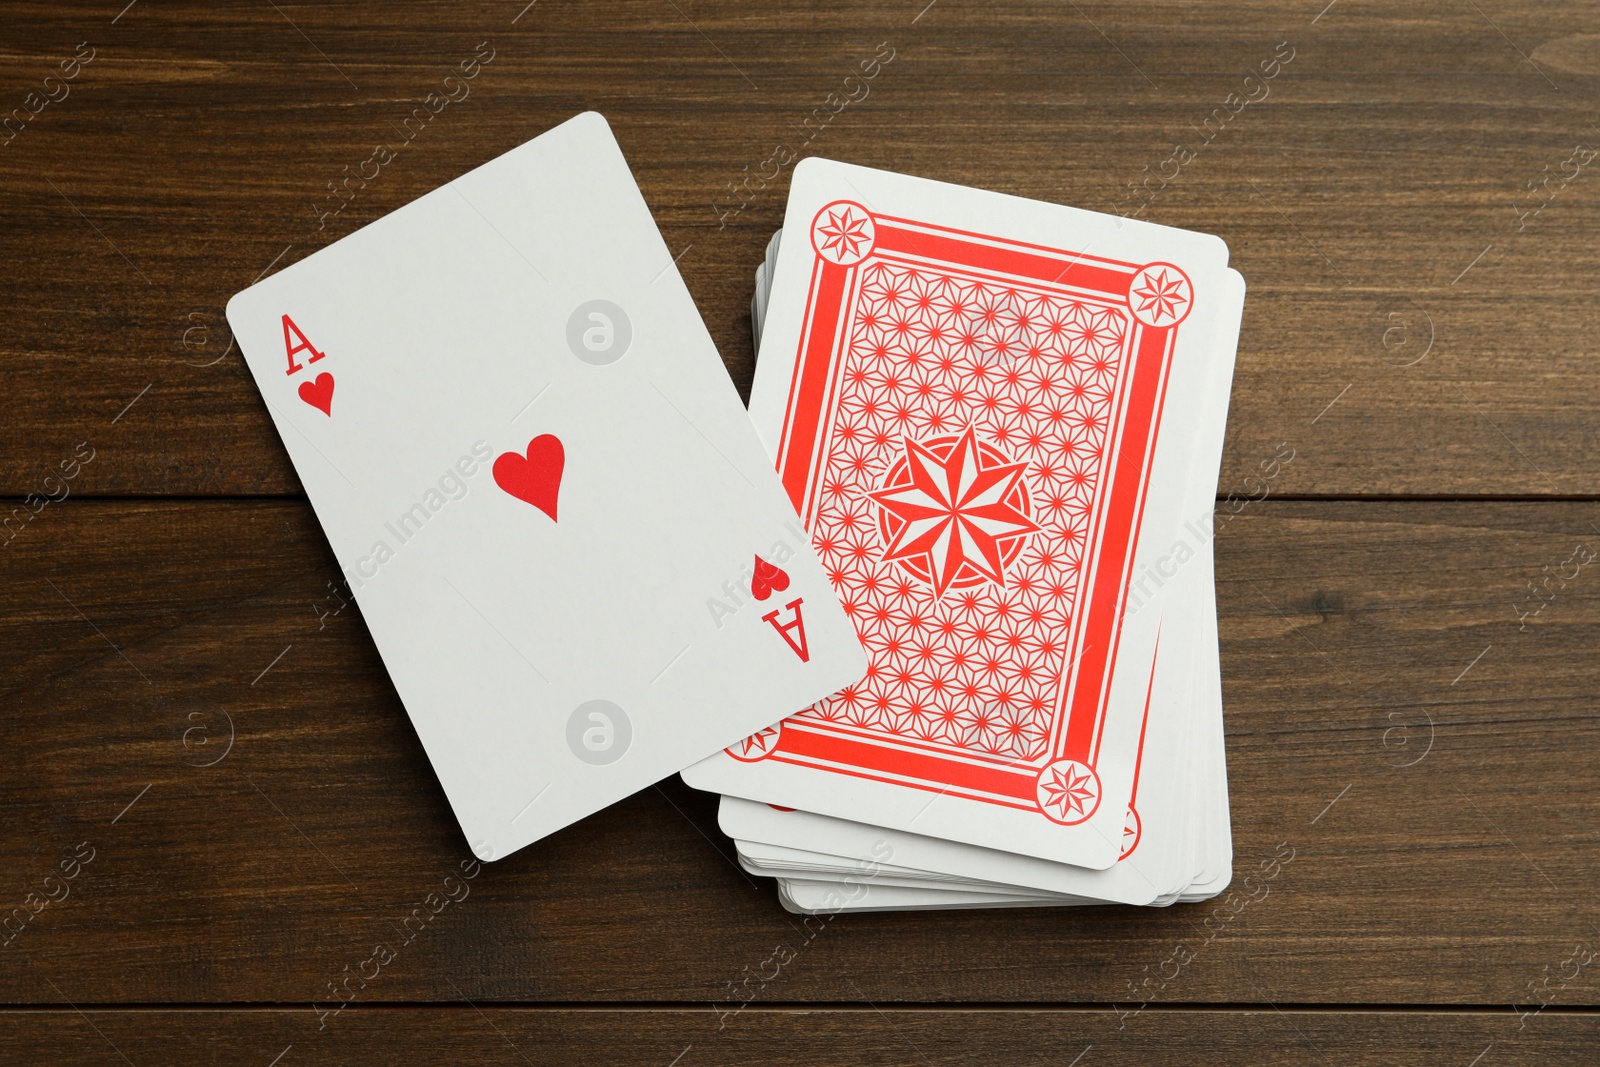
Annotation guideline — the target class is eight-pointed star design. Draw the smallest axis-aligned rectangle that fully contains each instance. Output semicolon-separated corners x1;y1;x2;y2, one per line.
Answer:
729;724;781;761
868;426;1041;597
816;206;872;261
1039;761;1098;821
1130;267;1189;324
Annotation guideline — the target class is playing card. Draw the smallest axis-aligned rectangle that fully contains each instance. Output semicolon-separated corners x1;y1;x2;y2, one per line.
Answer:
778;877;1081;913
685;158;1234;868
751;229;782;346
226;113;865;861
725;265;1243;910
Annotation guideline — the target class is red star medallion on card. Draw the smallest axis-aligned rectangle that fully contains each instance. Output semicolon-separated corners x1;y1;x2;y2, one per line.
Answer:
867;426;1040;598
726;724;782;762
1035;758;1101;824
1127;263;1193;327
811;202;876;266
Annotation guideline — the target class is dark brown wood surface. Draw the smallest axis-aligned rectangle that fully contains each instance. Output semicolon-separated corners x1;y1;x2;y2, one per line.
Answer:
3;1;1598;1063
4;1008;1599;1066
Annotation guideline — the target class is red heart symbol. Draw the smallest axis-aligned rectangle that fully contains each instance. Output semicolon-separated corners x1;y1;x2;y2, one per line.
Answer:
750;554;791;602
494;434;564;521
297;372;334;416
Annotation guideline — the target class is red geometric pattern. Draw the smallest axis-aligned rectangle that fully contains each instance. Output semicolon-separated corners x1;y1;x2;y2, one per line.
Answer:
1120;804;1142;859
868;426;1040;597
812;201;877;266
796;258;1133;764
1128;263;1193;328
1035;758;1102;824
727;724;783;762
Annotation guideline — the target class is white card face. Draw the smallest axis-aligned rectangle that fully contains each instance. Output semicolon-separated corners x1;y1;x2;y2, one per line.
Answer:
226;113;866;862
686;164;1235;868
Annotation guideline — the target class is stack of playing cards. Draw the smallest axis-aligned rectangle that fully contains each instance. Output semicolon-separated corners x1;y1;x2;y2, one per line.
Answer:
227;112;1242;914
684;159;1243;911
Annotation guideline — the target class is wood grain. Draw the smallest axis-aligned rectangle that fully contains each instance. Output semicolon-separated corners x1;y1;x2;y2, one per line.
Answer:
4;0;1599;1056
2;498;1596;1006
0;1;1597;495
2;1008;1597;1067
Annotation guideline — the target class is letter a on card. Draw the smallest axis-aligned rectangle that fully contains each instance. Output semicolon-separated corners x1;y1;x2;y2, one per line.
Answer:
282;314;327;375
762;598;810;663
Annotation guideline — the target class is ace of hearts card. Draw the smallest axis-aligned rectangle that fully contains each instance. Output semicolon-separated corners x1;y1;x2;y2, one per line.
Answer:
226;113;866;862
683;158;1234;869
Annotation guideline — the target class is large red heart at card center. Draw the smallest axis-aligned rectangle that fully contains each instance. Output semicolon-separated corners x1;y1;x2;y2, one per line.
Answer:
494;434;564;521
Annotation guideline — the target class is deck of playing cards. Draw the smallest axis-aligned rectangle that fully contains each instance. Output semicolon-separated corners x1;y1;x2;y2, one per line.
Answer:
228;112;1240;903
685;159;1243;911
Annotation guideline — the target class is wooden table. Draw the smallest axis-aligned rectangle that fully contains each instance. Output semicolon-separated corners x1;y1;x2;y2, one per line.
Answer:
3;1;1598;1062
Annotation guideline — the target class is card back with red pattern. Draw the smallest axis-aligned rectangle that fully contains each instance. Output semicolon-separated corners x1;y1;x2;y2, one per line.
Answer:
683;159;1232;867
